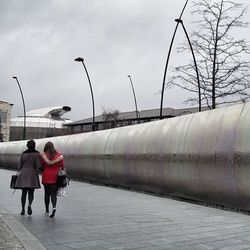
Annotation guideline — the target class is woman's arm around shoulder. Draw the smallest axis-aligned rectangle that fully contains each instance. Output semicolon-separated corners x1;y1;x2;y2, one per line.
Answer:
40;152;64;165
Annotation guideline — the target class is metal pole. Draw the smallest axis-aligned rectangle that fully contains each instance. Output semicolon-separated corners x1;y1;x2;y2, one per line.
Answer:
159;0;190;119
12;76;26;140
74;57;96;131
127;75;139;121
0;115;2;142
175;19;201;112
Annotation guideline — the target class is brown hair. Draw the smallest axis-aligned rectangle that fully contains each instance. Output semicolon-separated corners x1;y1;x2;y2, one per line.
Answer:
44;141;57;159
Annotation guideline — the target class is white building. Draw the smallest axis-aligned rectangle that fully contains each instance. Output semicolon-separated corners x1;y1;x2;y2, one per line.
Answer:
10;106;72;141
0;101;12;142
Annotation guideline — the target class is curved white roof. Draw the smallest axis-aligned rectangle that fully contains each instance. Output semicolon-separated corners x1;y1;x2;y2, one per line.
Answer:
11;117;71;128
11;106;72;128
26;106;71;118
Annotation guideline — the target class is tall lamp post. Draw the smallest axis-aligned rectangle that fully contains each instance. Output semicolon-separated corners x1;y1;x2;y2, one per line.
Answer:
12;76;26;140
74;57;96;131
127;75;139;121
175;18;201;112
0;116;2;142
159;0;190;119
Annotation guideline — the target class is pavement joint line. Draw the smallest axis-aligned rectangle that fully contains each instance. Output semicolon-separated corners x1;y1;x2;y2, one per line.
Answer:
2;168;250;249
2;214;47;250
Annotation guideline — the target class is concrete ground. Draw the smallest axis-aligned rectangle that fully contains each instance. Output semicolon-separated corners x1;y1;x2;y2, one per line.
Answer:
0;215;24;250
1;168;250;250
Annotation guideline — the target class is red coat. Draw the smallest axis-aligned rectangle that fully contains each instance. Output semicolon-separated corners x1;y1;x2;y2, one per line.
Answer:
41;152;64;184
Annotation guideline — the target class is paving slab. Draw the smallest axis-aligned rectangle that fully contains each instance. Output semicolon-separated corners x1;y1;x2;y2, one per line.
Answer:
0;215;24;250
1;168;250;250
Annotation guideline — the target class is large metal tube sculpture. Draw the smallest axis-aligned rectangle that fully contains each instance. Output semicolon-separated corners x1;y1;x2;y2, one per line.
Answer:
1;102;250;211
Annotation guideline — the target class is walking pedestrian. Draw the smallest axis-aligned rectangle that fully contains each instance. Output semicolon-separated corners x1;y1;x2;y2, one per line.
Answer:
40;141;64;218
15;139;41;215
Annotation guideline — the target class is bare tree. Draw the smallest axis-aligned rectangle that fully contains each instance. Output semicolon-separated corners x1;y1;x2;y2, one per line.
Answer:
102;108;120;129
169;0;250;109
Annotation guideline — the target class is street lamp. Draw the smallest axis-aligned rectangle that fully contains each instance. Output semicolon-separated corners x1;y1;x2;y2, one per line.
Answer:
0;116;2;142
74;57;96;131
12;76;26;140
160;0;190;119
175;18;201;112
127;75;139;121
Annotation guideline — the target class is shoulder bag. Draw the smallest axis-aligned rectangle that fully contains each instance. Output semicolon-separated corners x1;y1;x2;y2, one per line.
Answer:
10;174;18;189
57;168;69;188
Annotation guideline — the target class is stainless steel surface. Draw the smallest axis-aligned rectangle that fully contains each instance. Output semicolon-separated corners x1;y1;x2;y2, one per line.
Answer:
1;103;249;210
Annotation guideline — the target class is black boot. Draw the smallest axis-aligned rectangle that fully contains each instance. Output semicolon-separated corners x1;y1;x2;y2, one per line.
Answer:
27;206;32;215
49;208;56;218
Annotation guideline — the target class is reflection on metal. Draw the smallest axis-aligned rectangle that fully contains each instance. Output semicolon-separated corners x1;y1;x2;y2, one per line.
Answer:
1;103;250;211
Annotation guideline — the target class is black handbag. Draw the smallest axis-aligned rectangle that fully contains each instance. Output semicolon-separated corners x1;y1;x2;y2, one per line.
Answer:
57;169;69;188
10;174;18;189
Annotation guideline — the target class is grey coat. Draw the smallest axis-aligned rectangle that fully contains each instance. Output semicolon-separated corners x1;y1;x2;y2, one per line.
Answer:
15;151;41;189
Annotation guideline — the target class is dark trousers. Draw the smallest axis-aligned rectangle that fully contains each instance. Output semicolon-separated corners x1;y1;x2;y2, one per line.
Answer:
43;184;57;211
21;188;34;209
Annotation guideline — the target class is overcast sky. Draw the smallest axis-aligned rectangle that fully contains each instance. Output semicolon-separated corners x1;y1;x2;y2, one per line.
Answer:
0;0;249;121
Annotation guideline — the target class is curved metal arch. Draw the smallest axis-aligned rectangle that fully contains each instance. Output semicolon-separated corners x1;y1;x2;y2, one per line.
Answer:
128;75;139;121
12;76;26;140
175;19;201;112
159;0;190;119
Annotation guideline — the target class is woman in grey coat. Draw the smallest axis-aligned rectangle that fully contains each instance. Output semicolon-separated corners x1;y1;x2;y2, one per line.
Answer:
15;139;41;215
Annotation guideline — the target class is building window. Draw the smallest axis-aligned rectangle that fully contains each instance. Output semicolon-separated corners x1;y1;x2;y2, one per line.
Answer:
0;111;7;123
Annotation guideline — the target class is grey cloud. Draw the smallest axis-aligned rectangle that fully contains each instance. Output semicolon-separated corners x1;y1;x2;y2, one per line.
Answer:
0;0;249;121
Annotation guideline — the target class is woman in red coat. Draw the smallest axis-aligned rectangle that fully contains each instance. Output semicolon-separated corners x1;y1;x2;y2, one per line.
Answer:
40;141;64;218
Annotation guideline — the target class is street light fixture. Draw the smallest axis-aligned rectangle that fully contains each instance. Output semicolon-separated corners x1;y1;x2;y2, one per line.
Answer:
175;18;201;112
74;57;96;131
127;75;139;121
159;0;190;119
12;76;26;140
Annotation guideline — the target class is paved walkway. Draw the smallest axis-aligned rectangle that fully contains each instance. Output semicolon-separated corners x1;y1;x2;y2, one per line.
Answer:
1;168;250;250
0;215;24;249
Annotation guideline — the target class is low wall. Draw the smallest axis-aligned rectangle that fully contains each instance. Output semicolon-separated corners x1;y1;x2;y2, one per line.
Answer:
1;103;250;211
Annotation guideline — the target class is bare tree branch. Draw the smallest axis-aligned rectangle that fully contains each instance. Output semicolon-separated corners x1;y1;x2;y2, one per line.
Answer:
167;0;250;108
